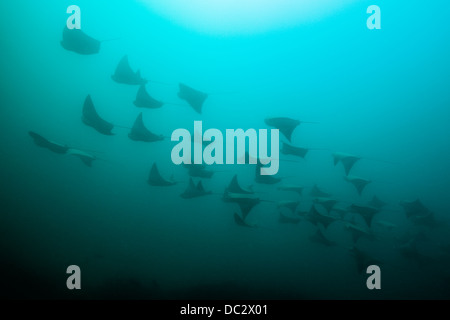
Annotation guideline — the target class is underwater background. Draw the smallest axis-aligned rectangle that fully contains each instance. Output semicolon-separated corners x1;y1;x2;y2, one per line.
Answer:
1;0;450;299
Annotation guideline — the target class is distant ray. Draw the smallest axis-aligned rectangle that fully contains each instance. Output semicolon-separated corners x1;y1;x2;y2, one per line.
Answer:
345;223;375;243
82;95;115;135
134;85;164;109
148;163;176;187
223;192;261;220
281;142;309;158
111;55;147;85
367;195;386;209
28;131;69;154
67;148;97;167
226;174;254;195
178;83;208;114
180;178;212;199
278;212;301;224
344;175;371;195
349;204;379;228
264;117;300;142
277;200;300;213
233;212;255;228
277;184;304;196
399;199;431;219
306;205;337;228
128;113;164;142
309;228;335;246
313;197;338;214
332;152;361;176
60;26;101;55
309;185;332;198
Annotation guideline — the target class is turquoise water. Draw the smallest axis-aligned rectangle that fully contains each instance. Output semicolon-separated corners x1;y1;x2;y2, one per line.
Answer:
1;0;450;299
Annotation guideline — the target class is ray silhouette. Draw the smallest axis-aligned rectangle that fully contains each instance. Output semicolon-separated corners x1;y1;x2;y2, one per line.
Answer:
82;95;115;135
128;113;164;142
60;26;101;55
178;83;208;114
148;163;176;187
111;55;147;85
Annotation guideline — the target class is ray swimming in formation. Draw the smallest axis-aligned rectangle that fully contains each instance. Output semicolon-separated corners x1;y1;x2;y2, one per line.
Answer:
148;163;176;187
128;113;164;142
332;152;361;176
180;178;212;199
254;163;282;184
178;83;208;114
277;200;300;213
29;131;99;166
82;95;115;135
367;195;386;209
349;204;379;228
313;197;338;214
60;26;101;55
264;117;299;142
67;148;97;167
112;55;147;85
306;205;338;228
344;175;371;195
309;185;332;198
185;164;215;179
134;85;164;109
233;212;255;228
28;131;69;154
399;199;431;219
280;143;309;158
223;192;261;220
277;184;304;196
225;174;254;195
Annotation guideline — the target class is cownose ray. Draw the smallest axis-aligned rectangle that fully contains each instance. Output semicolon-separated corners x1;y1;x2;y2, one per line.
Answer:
180;178;212;199
277;184;304;196
28;131;69;154
82;95;115;135
332;152;361;176
313;197;338;214
178;83;208;114
349;246;381;274
112;55;147;85
368;195;386;209
344;175;371;196
148;163;176;187
60;26;101;55
134;85;164;109
309;184;332;198
225;174;254;195
397;238;435;266
128;112;164;142
309;227;335;246
348;204;380;228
